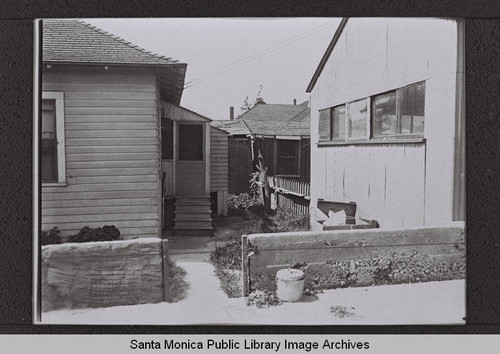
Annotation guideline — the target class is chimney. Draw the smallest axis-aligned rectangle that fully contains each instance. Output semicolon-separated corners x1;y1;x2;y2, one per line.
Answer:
229;106;234;120
293;99;297;105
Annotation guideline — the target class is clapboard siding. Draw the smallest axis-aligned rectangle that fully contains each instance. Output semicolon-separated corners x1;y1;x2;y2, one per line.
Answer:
42;66;161;238
310;18;461;229
210;127;229;192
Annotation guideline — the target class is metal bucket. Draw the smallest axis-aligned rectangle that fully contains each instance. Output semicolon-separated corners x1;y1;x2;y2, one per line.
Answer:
276;268;305;302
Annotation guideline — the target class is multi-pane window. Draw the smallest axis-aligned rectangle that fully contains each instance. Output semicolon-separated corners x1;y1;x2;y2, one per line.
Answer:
318;81;425;143
41;91;65;184
277;139;299;176
347;99;367;140
372;81;425;138
42;100;58;182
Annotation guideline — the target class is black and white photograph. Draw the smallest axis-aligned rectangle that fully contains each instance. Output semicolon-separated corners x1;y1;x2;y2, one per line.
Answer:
35;17;466;325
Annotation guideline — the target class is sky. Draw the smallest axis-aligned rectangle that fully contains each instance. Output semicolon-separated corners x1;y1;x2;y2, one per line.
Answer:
85;18;341;120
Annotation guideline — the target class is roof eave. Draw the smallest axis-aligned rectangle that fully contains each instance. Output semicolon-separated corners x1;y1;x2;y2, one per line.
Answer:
306;18;349;93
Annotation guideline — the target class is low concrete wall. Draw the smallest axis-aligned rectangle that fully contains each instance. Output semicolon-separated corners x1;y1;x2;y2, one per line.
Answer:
42;238;169;311
242;225;465;295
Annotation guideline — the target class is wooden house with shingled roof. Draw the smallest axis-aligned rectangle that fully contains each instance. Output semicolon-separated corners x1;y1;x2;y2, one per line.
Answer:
41;19;228;239
212;102;310;194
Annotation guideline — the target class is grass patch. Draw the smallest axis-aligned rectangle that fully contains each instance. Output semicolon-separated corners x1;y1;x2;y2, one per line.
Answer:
209;238;243;297
165;259;189;303
214;268;242;298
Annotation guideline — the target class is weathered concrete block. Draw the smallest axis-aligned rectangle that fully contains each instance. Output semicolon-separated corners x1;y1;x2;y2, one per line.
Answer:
244;226;465;293
42;238;166;311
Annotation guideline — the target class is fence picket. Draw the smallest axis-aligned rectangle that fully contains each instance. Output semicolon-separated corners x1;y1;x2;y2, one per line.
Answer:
270;176;310;215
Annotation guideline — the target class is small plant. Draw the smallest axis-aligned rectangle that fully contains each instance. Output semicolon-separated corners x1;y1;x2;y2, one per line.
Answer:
330;305;356;318
41;227;61;246
246;289;281;308
67;225;121;243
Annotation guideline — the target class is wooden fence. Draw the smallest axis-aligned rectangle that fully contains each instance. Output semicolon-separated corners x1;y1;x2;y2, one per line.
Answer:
267;176;310;215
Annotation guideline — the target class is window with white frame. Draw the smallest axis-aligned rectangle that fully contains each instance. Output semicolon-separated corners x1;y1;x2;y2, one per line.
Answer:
318;81;425;143
42;91;65;184
372;81;425;138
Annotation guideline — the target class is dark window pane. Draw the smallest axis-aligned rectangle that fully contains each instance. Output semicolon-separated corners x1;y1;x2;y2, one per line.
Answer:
400;81;425;135
178;124;203;161
372;91;397;137
332;105;346;140
161;119;173;159
42;99;56;140
277;140;298;175
347;99;367;140
318;109;330;141
42;140;58;182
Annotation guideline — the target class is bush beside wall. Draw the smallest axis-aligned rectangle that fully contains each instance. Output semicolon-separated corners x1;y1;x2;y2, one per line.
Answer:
42;238;168;311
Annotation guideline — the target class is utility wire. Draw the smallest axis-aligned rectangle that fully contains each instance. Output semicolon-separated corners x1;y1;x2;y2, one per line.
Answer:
183;20;338;89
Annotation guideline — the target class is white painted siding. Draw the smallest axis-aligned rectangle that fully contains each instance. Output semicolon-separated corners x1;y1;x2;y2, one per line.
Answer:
42;66;161;239
310;18;461;228
210;127;229;192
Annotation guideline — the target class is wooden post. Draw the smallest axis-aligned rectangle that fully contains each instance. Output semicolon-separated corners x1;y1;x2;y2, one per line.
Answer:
161;239;170;302
241;234;249;296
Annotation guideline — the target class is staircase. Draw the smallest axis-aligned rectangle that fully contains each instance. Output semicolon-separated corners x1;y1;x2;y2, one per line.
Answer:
174;196;213;236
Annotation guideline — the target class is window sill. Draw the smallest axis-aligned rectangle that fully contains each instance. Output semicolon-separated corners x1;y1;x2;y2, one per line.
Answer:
317;137;425;147
42;182;67;187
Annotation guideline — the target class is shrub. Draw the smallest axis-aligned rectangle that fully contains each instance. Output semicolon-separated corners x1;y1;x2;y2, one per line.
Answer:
263;207;310;233
228;193;263;214
67;225;121;243
41;227;61;246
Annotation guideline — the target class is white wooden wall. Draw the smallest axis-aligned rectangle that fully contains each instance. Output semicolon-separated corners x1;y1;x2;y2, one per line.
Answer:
210;127;229;215
310;18;461;228
42;66;161;239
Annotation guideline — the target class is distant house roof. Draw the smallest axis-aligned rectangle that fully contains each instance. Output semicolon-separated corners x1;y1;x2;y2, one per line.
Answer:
244;119;310;137
210;119;251;136
236;103;308;122
42;19;187;104
212;102;310;138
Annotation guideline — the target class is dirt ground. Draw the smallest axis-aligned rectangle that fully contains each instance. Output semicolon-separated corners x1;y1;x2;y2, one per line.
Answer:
211;213;264;242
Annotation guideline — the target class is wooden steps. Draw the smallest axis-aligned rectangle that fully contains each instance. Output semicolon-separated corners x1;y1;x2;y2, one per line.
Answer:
174;196;213;236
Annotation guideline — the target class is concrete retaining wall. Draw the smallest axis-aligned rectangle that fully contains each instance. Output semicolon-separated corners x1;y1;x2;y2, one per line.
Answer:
42;238;168;311
242;224;465;295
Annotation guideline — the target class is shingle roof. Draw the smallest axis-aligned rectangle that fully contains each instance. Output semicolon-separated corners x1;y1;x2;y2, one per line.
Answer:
212;102;310;137
211;120;251;136
236;103;308;122
43;19;183;66
42;19;187;105
245;120;309;136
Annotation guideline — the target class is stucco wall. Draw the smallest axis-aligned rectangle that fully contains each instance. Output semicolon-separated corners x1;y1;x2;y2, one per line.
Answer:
41;238;168;312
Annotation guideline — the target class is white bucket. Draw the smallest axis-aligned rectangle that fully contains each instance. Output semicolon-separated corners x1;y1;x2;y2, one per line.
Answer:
276;268;305;302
